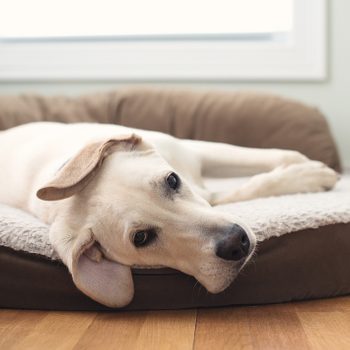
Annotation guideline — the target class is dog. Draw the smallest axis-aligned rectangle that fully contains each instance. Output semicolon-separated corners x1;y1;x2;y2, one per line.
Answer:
0;122;338;307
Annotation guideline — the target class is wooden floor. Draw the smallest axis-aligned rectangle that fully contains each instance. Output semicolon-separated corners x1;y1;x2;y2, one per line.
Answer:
1;296;350;350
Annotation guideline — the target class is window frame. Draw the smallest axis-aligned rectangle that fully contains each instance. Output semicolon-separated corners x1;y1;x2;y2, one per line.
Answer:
0;0;326;81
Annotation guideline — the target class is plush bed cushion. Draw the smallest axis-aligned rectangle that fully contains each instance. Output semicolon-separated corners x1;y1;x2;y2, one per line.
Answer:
0;89;341;171
0;88;345;310
1;176;350;310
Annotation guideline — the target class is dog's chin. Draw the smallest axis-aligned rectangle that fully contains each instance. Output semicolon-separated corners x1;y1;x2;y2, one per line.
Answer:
198;269;239;294
204;279;236;294
198;253;255;294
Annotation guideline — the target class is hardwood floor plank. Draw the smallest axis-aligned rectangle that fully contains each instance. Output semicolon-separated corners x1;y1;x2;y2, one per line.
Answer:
246;307;310;350
0;310;48;350
1;296;350;350
0;309;47;329
297;311;350;350
74;310;197;350
195;306;310;350
194;308;253;350
10;311;97;350
140;310;197;350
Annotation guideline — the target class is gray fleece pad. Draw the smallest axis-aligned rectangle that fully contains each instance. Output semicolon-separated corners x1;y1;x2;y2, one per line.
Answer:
1;175;350;260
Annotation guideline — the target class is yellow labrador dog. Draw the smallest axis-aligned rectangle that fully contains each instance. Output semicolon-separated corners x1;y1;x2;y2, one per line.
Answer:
0;122;338;307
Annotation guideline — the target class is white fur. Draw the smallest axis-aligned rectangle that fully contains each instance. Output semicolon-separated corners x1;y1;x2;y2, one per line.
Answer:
0;122;339;307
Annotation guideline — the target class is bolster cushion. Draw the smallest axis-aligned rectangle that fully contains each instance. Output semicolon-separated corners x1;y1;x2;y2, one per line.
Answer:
0;88;341;171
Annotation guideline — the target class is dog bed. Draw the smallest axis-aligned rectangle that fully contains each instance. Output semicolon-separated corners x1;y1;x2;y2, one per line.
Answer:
0;88;348;310
1;175;350;310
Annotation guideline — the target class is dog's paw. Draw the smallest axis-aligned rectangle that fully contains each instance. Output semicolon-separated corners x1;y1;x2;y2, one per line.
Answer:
274;150;310;168
278;160;339;193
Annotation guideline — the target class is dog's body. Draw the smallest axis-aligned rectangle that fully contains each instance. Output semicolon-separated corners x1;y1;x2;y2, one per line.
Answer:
0;122;338;307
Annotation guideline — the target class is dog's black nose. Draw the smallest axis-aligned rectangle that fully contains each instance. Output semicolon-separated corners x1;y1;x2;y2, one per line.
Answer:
215;224;250;261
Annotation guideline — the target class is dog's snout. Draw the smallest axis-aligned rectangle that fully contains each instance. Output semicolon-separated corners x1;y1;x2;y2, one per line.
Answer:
215;224;250;261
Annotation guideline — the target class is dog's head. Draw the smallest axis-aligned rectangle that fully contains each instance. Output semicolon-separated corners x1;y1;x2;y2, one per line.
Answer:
37;135;256;307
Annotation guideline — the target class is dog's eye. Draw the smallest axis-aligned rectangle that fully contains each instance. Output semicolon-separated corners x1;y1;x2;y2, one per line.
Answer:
132;230;155;248
166;172;180;190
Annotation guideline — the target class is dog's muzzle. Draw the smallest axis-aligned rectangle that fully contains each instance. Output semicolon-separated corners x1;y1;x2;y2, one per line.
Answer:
215;224;250;261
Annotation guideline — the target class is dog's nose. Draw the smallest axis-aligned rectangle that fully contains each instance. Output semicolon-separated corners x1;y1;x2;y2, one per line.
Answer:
215;224;250;261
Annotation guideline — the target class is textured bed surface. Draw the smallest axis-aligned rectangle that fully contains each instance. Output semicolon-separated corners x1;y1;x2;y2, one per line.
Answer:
1;175;350;260
0;89;348;310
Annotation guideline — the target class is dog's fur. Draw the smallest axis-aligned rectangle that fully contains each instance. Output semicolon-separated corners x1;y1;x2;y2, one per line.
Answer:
0;122;339;307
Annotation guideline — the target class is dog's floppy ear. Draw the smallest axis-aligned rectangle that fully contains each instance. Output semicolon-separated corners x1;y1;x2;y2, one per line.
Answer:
50;223;134;307
37;134;141;201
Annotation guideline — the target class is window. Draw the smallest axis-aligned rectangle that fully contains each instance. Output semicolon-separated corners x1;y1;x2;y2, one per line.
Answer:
0;0;326;81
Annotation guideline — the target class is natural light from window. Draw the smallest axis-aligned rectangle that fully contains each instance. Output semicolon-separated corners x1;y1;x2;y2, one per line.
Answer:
0;0;293;39
0;0;325;81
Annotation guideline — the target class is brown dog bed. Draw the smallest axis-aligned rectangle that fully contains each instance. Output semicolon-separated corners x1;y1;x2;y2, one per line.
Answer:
2;223;350;310
1;88;349;310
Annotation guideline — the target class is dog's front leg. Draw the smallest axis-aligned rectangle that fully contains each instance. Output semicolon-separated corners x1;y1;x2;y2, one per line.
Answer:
182;139;311;177
210;161;339;205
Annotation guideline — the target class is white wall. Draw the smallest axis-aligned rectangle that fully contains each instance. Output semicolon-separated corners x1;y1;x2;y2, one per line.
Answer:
0;0;349;167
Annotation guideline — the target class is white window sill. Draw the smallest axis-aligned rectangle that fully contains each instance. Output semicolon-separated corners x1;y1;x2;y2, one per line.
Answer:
0;0;326;82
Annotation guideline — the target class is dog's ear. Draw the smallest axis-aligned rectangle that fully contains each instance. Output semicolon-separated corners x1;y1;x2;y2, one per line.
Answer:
37;134;141;201
50;224;134;307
